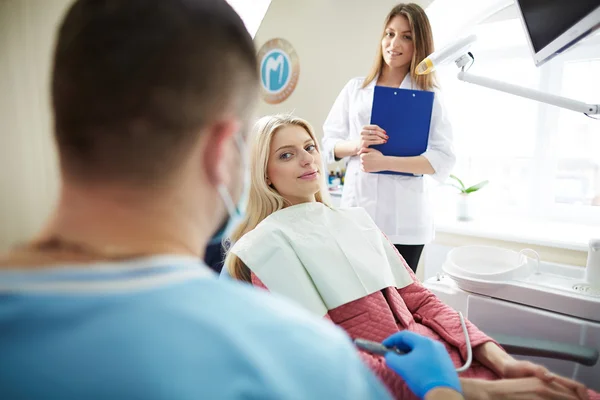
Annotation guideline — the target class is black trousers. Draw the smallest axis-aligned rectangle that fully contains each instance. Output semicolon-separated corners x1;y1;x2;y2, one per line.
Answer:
393;244;424;274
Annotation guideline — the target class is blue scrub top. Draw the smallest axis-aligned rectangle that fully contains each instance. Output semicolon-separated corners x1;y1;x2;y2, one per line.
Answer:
220;264;232;279
0;256;391;400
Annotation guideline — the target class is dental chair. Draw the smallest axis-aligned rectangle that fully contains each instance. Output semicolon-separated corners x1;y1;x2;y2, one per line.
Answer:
220;245;599;388
424;245;600;390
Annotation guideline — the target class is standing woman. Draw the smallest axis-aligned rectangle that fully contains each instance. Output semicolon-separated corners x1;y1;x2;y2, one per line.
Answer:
322;3;455;273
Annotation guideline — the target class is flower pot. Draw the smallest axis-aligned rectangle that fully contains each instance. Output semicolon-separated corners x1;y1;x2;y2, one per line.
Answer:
456;193;474;221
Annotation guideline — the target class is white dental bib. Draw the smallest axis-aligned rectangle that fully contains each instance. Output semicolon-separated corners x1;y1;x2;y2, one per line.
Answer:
231;202;413;316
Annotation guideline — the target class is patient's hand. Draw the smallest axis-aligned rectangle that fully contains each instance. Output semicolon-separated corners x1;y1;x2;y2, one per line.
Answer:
462;377;585;400
501;360;588;400
473;343;588;400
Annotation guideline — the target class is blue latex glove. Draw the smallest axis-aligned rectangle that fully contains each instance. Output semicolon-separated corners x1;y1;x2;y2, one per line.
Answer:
383;331;462;399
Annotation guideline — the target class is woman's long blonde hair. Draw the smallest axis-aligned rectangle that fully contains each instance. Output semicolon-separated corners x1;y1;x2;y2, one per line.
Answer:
363;3;437;91
224;114;331;282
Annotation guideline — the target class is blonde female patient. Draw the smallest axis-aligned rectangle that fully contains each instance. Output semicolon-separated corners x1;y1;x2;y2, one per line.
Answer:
223;114;595;400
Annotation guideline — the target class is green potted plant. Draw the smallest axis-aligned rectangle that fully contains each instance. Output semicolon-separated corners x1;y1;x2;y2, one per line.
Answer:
448;174;489;221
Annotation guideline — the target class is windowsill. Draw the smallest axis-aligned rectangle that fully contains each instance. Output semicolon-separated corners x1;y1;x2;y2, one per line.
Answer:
435;215;598;252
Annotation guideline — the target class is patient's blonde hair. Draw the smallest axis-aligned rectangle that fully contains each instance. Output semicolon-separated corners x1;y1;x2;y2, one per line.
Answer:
224;114;331;282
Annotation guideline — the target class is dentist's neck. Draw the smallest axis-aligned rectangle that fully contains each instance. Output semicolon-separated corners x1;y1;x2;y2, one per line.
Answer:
32;179;212;262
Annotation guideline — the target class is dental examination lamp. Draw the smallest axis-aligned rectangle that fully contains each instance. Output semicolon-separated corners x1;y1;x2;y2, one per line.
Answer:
416;34;600;117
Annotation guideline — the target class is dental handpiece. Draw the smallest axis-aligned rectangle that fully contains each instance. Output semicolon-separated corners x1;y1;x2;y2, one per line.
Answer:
353;312;472;373
354;338;407;356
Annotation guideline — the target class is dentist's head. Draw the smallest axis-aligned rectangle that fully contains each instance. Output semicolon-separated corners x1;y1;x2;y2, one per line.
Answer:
45;0;258;259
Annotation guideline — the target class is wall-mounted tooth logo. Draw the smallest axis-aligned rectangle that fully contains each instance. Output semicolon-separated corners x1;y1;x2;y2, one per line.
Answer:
258;38;299;104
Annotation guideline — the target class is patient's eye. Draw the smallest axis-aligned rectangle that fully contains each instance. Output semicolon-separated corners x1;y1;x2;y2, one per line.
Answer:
385;31;395;38
403;35;412;40
279;152;293;160
305;144;316;152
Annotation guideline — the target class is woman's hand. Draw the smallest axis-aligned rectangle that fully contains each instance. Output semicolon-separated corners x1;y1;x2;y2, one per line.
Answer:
359;148;387;173
501;359;588;400
475;343;588;400
357;124;387;153
462;377;585;400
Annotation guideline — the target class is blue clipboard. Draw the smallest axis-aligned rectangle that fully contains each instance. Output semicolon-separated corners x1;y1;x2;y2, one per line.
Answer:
370;86;434;176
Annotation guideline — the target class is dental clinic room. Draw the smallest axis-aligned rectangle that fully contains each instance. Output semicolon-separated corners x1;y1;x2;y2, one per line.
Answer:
1;0;600;399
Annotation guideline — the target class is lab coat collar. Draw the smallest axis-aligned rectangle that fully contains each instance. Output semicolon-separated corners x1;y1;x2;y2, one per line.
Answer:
364;72;414;90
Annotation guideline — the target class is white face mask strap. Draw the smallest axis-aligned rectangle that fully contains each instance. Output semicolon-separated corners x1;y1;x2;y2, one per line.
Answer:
216;133;248;217
234;133;249;167
217;184;238;217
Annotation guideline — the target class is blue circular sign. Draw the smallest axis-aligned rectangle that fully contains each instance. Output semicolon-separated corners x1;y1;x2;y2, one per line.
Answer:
257;38;299;104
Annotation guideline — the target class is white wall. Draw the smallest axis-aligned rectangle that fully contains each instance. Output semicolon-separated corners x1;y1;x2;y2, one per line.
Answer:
0;0;73;250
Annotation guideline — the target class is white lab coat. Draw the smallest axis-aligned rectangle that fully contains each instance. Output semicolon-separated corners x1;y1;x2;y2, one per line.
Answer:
322;75;455;245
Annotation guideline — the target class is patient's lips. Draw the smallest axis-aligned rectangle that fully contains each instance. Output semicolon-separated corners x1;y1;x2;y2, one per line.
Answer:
299;170;319;180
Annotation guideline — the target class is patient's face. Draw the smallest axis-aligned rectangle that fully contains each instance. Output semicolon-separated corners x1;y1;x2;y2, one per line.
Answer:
267;125;322;205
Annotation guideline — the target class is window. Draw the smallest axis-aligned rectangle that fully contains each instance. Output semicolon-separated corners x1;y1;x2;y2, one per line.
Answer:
433;17;600;226
225;0;271;38
553;59;600;208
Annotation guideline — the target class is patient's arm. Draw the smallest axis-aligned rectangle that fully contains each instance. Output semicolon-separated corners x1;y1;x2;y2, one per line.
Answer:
461;376;592;400
426;388;464;400
472;342;514;377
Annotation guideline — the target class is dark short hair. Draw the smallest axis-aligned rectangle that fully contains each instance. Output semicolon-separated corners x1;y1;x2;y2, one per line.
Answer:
51;0;258;184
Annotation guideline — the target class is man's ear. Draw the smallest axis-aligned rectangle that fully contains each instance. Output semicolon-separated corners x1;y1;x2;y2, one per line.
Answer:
202;118;242;187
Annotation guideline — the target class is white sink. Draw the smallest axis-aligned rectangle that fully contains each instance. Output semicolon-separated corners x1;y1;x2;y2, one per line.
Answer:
441;246;600;322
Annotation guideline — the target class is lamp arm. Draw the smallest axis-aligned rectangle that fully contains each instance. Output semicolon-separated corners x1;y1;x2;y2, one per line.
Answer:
457;69;599;115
